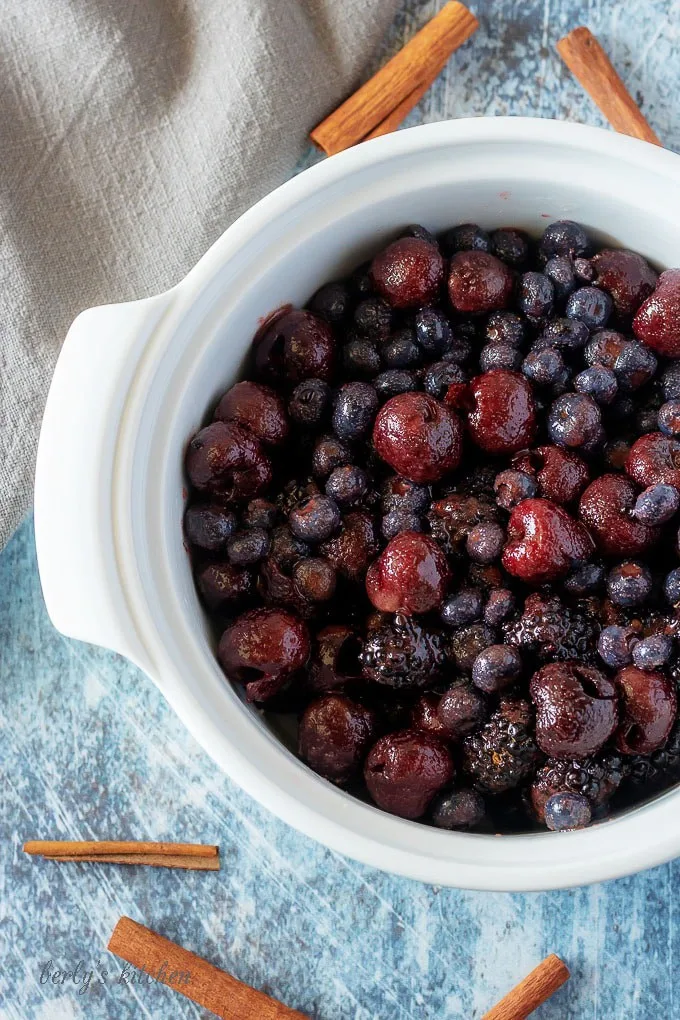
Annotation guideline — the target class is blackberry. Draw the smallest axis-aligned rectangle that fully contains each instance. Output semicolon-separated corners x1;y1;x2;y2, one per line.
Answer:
461;697;541;794
360;614;447;688
530;753;625;824
276;477;320;517
427;493;499;558
503;592;599;664
627;721;680;791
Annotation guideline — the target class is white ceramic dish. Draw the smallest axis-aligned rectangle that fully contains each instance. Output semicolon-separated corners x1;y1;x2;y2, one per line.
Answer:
35;118;680;890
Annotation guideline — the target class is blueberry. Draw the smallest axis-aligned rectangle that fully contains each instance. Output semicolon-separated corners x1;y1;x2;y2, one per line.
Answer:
540;220;590;260
614;342;657;392
431;789;486;829
381;509;423;540
184;504;237;551
606;561;653;607
381;329;422;368
325;465;368;506
547;392;602;448
227;528;270;566
574;257;595;281
311;434;351;477
423;360;466;400
632;634;674;670
563;561;605;595
658;401;680;437
309;281;350;323
519;271;554;320
442;337;472;364
350;261;373;297
633;483;680;524
598;625;639;668
466;522;505;563
353;297;392;339
574;366;618;405
440;222;491;255
479;342;522;372
662;363;680;401
483;588;515;626
343;339;381;378
381;477;431;514
544;255;576;301
332;382;379;439
536;317;589;350
288;378;331;425
523;347;567;387
471;644;522;693
440;588;484;628
289;495;341;543
242;499;277;531
485;311;525;347
414;307;454;354
490;228;529;267
402;223;437;246
494;468;537;509
566;286;613;330
374;369;419;399
544;791;591;831
663;567;680;606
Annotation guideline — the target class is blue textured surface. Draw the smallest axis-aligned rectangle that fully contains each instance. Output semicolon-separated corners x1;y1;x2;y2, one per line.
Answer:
3;2;680;1016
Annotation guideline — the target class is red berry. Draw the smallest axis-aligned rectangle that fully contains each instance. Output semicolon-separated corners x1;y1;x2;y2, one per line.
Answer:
366;531;450;615
299;694;377;784
214;381;289;446
467;370;536;455
448;251;514;313
373;392;462;483
370;237;444;309
254;309;335;383
218;608;310;701
197;562;253;610
614;665;677;754
410;693;448;737
633;269;680;356
579;473;660;557
514;445;590;505
530;662;619;758
306;625;363;693
592;248;658;320
626;431;680;490
502;498;595;584
185;421;272;501
320;511;378;580
364;729;454;819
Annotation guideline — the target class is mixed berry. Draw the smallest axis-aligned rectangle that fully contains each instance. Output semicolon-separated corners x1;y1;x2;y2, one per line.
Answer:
184;218;680;834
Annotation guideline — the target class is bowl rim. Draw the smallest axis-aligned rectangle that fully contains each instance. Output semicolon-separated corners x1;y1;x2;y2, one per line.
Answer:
115;117;680;890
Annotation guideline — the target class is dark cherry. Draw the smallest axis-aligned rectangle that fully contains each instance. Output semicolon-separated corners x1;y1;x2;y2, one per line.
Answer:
364;729;454;819
365;531;450;615
579;474;660;557
214;381;289;446
530;662;619;758
218;607;310;700
299;694;377;784
467;370;536;455
320;511;378;580
410;693;448;737
626;432;680;490
370;237;444;309
306;625;363;693
437;684;487;739
185;421;272;501
254;309;335;383
515;445;590;505
592;248;658;320
197;562;253;610
615;665;677;755
633;269;680;357
184;504;237;552
373;392;462;483
448;250;514;314
502;498;594;584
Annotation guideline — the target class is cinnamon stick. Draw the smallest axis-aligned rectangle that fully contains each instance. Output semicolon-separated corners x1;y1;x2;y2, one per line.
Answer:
482;954;570;1019
365;58;448;141
557;27;661;145
23;840;220;871
108;917;306;1019
311;2;478;155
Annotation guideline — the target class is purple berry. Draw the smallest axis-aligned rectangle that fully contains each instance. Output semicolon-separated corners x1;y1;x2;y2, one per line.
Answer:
632;634;674;670
431;788;486;829
606;561;653;607
658;401;680;438
574;366;618;405
598;625;639;668
325;466;368;506
494;469;537;509
547;392;602;448
540;220;590;260
633;484;680;525
479;343;522;372
566;287;613;330
544;791;591;831
466;522;505;563
332;382;378;439
441;589;484;628
519;271;554;320
472;644;522;693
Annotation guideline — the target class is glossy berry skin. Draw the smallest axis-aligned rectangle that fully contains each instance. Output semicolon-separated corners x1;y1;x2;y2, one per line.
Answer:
311;435;351;478
299;694;376;785
662;363;680;401
515;445;590;505
185;421;272;502
353;297;392;339
423;360;467;400
370;237;444;309
332;382;379;440
547;392;602;450
380;475;431;514
288;378;331;426
657;401;680;438
544;256;576;301
374;369;418;400
467;370;536;455
227;528;270;566
410;693;447;737
431;788;486;829
563;561;605;595
626;432;680;490
484;587;515;626
485;311;525;346
254;309;335;384
325;465;368;506
598;625;639;669
306;625;363;693
466;522;505;563
365;531;450;615
364;730;454;820
472;645;522;694
574;366;618;405
592;248;658;320
664;567;680;606
414;307;454;353
479;342;522;372
197;562;253;610
242;498;277;531
566;286;613;330
632;634;674;671
320;512;377;580
309;281;350;323
437;684;487;739
343;339;381;378
606;561;652;607
579;474;659;557
440;588;484;628
448;251;514;314
537;317;589;351
381;330;421;368
373;392;462;483
494;469;537;509
519;271;554;320
522;348;567;387
214;381;289;446
530;662;619;759
289;495;341;543
540;219;590;259
292;557;337;602
491;228;529;267
218;608;310;700
502;498;595;584
633;269;680;356
615;666;677;754
184;504;237;552
381;509;422;540
633;483;680;524
544;792;592;831
441;222;491;254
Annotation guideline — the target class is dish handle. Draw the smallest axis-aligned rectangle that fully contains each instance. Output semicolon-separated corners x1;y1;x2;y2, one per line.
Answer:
34;292;174;674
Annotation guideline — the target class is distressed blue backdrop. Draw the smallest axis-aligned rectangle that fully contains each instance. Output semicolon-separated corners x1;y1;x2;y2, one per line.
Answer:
2;1;680;1016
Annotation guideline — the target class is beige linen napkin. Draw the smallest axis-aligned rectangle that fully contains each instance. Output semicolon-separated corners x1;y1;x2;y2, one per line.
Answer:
0;0;398;549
